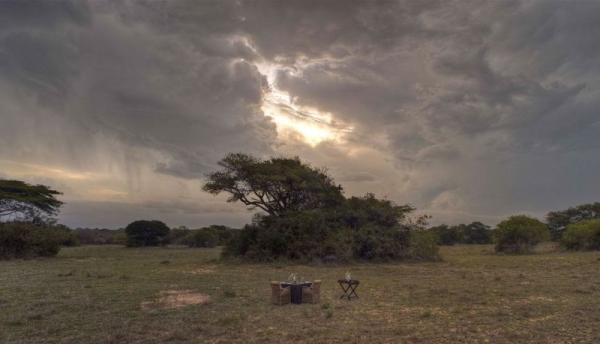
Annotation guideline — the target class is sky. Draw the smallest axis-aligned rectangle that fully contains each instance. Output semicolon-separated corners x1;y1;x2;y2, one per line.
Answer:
1;0;600;229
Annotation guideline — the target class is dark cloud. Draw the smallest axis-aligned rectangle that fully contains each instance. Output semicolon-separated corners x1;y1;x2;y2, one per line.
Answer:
1;0;599;227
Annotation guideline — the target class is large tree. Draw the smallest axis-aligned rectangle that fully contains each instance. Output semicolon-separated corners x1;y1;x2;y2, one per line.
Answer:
203;153;344;216
0;179;63;222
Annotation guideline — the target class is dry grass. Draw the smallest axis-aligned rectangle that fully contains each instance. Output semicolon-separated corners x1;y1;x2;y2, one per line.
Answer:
1;245;599;343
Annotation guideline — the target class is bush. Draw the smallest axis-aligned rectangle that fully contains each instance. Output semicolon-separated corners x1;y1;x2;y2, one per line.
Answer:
494;215;549;254
0;222;62;259
409;230;440;260
223;194;439;262
168;227;192;245
547;202;600;241
461;222;492;244
429;222;492;245
183;229;219;248
52;224;79;246
124;220;170;247
112;230;127;245
429;225;461;245
561;219;600;250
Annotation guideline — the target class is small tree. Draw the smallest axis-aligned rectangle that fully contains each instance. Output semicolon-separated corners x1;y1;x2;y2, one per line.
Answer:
0;179;63;222
125;220;170;247
561;219;600;251
494;215;549;254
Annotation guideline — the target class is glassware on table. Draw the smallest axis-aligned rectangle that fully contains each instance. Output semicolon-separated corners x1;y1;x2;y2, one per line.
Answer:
345;271;352;281
288;273;297;283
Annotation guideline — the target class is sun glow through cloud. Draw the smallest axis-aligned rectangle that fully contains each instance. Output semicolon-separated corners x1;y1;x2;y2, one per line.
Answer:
257;63;353;146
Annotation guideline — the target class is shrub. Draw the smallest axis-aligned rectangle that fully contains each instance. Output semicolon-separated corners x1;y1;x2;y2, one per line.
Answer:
112;230;127;245
207;225;240;245
409;230;440;260
183;229;219;248
429;225;462;245
52;224;79;247
124;220;170;247
0;222;62;259
461;222;492;244
168;227;192;245
222;194;439;262
547;202;600;240
429;222;492;245
561;219;600;250
494;215;549;254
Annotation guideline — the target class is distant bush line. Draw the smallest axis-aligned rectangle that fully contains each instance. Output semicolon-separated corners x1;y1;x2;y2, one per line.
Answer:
427;222;493;246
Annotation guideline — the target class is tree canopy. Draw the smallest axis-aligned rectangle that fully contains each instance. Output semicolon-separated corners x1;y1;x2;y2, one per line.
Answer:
203;153;344;216
125;220;170;247
547;202;600;240
494;215;549;253
0;179;63;222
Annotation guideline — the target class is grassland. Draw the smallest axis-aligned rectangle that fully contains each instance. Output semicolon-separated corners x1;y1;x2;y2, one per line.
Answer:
1;244;599;343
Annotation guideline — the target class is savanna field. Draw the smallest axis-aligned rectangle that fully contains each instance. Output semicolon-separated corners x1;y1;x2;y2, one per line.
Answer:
1;245;599;343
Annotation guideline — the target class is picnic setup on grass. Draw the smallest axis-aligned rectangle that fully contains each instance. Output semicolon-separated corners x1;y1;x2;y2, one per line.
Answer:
271;272;359;305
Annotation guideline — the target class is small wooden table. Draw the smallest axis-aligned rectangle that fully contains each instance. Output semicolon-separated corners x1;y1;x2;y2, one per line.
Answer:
281;281;312;304
338;279;359;300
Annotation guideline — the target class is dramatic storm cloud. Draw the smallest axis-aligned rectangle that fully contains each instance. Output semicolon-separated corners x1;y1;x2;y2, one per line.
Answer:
1;0;599;228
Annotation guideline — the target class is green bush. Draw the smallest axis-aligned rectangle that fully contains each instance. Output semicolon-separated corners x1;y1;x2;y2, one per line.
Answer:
222;194;438;262
429;225;461;245
494;215;549;254
52;224;79;247
125;220;170;247
461;222;492;244
183;229;219;248
0;222;62;259
561;219;600;250
112;230;127;245
409;230;440;260
168;227;191;245
428;222;492;245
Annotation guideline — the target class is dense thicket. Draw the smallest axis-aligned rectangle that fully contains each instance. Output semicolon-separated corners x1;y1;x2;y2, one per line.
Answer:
494;215;549;254
0;222;64;259
220;190;438;262
561;219;600;250
125;220;170;247
547;202;600;240
428;222;492;245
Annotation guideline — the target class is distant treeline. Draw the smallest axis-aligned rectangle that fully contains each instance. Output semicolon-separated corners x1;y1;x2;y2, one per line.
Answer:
73;224;239;248
427;222;493;245
2;169;600;261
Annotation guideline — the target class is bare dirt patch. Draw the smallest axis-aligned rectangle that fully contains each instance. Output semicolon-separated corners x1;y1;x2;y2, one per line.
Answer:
141;290;210;310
